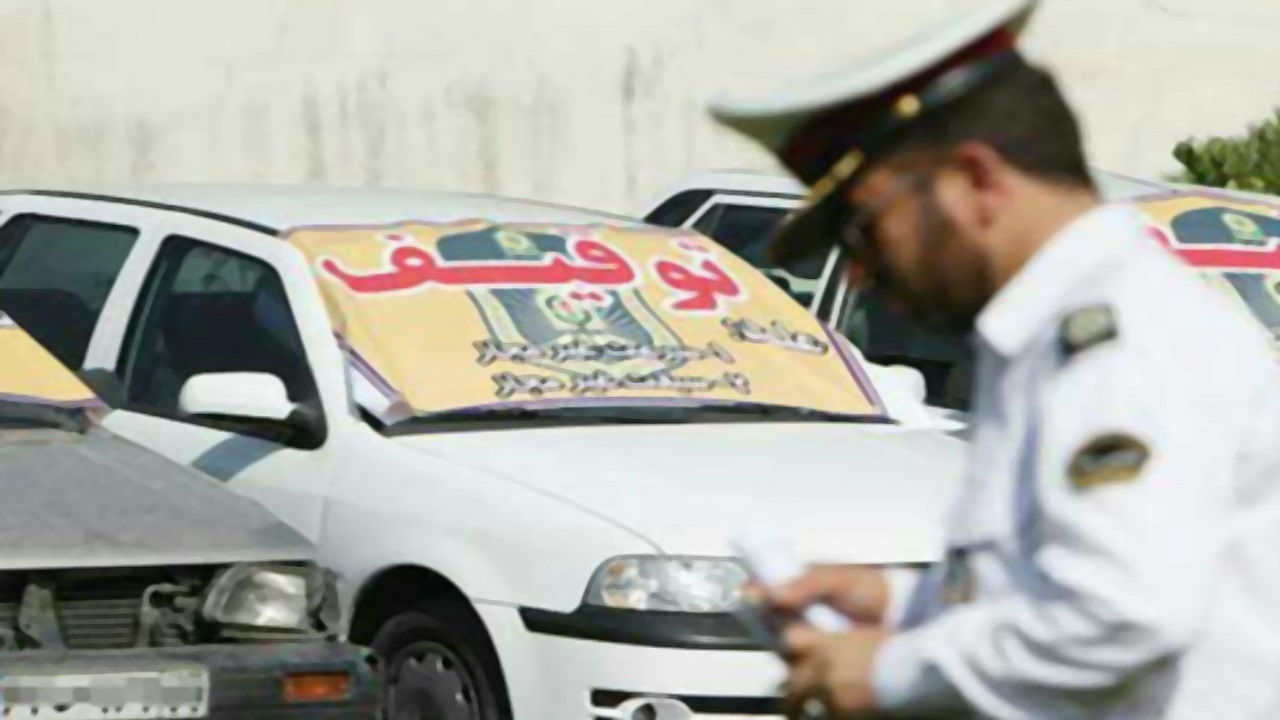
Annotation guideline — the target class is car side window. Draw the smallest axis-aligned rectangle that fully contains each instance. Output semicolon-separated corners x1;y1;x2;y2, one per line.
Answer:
0;214;138;368
117;236;318;426
691;203;828;308
839;287;975;411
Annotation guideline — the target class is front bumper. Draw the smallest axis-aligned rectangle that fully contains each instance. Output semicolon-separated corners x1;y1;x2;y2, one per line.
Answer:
0;640;381;719
480;604;786;720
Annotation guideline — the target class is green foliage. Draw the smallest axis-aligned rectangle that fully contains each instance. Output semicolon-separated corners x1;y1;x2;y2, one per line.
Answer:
1169;110;1280;195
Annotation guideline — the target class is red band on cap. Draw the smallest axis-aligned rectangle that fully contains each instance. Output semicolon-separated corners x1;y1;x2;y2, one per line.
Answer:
780;28;1017;183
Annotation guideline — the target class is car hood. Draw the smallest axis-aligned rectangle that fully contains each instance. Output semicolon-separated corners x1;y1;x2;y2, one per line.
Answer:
397;422;965;563
0;427;317;570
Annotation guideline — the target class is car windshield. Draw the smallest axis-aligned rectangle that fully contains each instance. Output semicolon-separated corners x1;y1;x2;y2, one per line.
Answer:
0;312;101;434
282;221;892;430
684;200;975;409
1136;192;1280;357
690;204;831;308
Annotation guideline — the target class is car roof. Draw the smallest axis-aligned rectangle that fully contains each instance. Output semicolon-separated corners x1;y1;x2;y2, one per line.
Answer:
3;183;646;234
640;169;807;212
639;167;1280;210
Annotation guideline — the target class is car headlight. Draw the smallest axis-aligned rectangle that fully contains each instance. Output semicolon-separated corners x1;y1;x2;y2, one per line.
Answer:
203;563;337;633
584;556;749;613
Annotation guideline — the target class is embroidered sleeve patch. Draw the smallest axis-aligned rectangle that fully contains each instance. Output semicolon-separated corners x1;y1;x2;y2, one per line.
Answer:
1068;434;1151;489
1059;304;1117;358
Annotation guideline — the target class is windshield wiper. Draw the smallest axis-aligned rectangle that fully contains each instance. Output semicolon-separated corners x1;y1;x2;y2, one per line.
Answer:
0;402;89;433
380;402;894;435
382;405;685;435
673;402;897;425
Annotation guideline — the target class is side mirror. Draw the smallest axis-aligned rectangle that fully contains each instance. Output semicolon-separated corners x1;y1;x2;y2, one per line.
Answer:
179;372;326;449
179;372;297;422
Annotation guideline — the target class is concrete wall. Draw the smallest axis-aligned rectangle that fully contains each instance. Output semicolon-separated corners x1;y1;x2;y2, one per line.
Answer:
0;0;1275;216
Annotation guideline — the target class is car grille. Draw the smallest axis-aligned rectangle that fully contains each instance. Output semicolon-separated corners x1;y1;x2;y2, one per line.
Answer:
58;573;154;649
0;567;213;650
0;574;21;640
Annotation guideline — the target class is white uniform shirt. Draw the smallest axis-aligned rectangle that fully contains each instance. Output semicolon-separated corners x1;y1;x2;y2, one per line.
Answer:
871;204;1280;719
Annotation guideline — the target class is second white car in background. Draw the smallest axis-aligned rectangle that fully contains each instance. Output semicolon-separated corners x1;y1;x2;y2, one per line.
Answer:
639;167;1280;419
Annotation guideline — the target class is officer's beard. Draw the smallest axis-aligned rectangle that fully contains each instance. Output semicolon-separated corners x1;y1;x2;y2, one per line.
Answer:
874;190;989;336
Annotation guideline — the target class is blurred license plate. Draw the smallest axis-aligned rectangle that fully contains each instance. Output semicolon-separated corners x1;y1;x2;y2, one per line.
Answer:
0;668;209;719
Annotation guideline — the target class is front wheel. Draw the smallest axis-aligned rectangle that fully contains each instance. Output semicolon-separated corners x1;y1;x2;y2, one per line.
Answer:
372;608;508;720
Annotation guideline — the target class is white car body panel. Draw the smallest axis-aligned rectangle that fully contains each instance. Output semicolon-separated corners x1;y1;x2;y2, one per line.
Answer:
399;422;960;565
0;184;967;719
477;602;793;720
320;423;659;614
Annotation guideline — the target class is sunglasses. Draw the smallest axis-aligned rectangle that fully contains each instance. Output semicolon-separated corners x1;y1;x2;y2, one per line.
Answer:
835;171;935;259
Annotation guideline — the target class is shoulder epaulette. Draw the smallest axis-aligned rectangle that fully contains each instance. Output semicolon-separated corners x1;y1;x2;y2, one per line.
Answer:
1058;304;1118;359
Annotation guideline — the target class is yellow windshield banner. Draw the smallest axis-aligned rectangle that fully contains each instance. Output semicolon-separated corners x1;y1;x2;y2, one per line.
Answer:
0;313;101;408
1133;190;1280;346
283;221;884;420
1134;190;1280;270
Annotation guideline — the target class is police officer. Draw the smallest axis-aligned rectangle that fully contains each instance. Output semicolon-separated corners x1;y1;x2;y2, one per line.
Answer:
710;0;1280;717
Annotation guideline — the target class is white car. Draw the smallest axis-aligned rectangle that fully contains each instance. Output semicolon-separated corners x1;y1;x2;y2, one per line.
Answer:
638;168;1280;413
0;184;966;720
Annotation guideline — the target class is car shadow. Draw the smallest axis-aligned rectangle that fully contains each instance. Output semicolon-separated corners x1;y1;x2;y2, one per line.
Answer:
192;434;282;481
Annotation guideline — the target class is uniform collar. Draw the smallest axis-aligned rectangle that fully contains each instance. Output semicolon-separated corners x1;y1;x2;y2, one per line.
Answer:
975;204;1142;358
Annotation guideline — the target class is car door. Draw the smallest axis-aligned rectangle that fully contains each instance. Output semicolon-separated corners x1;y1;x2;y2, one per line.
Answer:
0;196;163;372
91;213;350;543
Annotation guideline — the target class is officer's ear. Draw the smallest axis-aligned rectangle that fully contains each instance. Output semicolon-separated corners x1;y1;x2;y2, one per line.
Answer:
935;141;1012;232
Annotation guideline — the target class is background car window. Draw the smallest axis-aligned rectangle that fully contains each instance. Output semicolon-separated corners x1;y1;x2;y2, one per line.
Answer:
692;203;828;308
170;244;265;293
117;236;317;421
643;189;713;228
840;287;975;411
0;214;137;367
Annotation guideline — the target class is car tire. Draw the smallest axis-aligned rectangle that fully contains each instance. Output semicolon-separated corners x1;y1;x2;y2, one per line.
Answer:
372;607;510;720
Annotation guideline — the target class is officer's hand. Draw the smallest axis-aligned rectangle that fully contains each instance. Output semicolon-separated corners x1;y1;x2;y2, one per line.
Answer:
782;623;890;719
767;564;890;625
